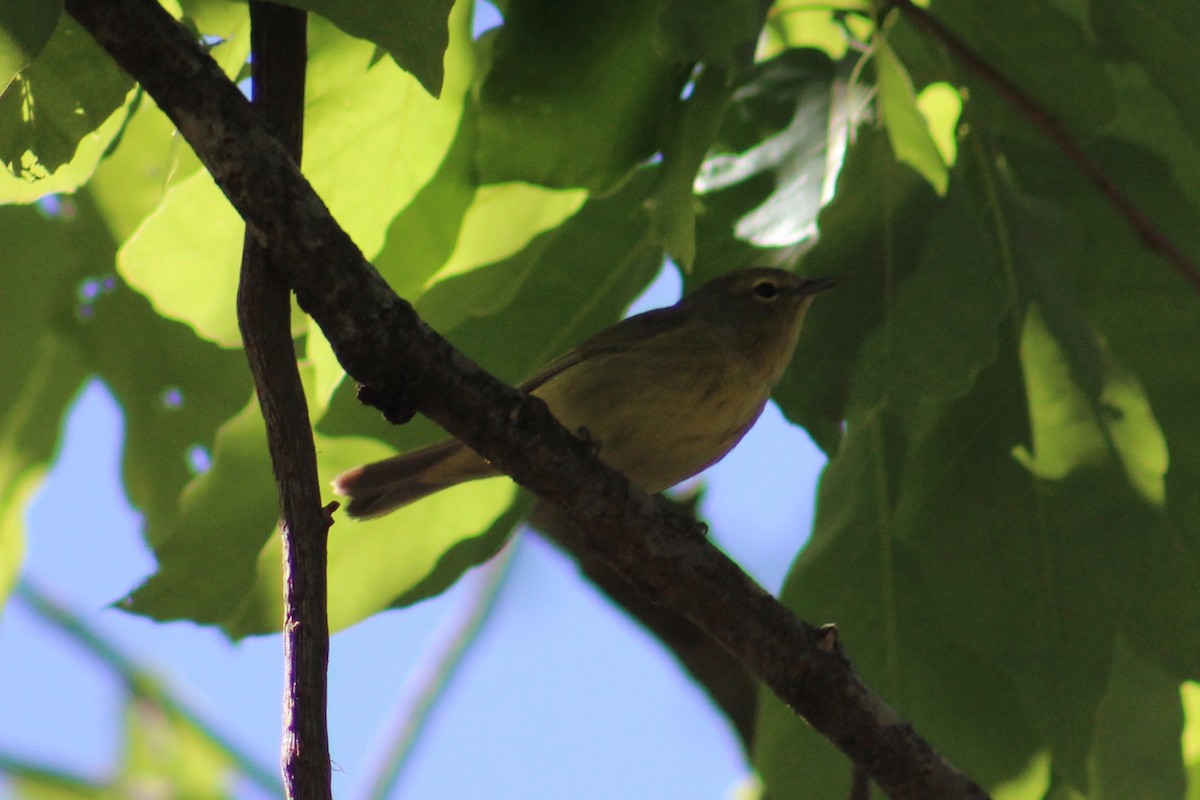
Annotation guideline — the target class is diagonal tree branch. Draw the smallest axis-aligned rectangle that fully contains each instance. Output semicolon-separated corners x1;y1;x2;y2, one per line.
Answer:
64;1;988;797
238;4;331;799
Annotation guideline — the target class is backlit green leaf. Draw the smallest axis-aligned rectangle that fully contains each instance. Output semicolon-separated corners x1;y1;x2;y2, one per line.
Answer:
875;39;948;195
270;0;455;96
0;13;133;184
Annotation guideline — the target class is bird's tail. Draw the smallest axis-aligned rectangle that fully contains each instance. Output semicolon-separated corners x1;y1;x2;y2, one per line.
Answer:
332;440;497;519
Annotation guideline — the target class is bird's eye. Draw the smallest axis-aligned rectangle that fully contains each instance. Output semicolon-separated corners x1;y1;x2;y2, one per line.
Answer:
753;280;780;300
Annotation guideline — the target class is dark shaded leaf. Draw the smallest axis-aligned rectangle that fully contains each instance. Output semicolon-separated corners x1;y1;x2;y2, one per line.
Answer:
474;0;689;191
656;0;761;64
1091;0;1200;136
0;0;62;90
917;0;1115;136
771;129;938;452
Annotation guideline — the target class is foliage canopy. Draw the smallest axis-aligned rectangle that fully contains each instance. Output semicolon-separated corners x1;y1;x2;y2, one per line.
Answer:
3;0;1200;797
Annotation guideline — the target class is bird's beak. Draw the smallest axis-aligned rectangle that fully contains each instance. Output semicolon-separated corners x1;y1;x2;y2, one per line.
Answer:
795;276;844;295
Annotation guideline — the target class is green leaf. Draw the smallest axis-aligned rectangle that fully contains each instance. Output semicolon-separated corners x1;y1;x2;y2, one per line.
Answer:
1086;640;1186;799
1014;305;1167;506
875;38;948;195
0;188;250;612
369;108;479;301
123;394;279;624
30;188;254;550
388;493;530;609
474;0;688;192
895;375;1134;790
692;48;858;276
419;182;586;314
87;95;206;242
771;128;939;452
646;62;731;269
303;8;473;259
0;0;61;91
757;405;1044;798
320;170;663;449
993;754;1052;800
83;274;251;548
179;0;255;77
759;3;864;60
1184;682;1200;800
1003;135;1200;680
0;13;133;182
304;320;342;416
116;169;245;347
847;177;1006;416
80;1;247;239
383;178;591;340
0;200;104;605
117;10;476;347
0;335;84;607
655;0;761;64
916;82;961;167
1091;0;1200;136
226;438;523;636
762;119;1197;792
271;0;455;97
1104;61;1200;210
102;3;253;346
913;0;1115;137
421;169;665;382
988;171;1168;506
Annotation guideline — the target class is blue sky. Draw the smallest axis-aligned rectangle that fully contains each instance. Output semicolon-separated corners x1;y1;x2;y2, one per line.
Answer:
0;264;827;799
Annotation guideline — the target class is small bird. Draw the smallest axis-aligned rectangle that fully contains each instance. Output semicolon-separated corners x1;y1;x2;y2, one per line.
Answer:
334;267;841;519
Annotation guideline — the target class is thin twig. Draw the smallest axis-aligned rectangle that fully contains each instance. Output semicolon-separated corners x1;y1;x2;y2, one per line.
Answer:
885;0;1200;293
15;580;282;797
239;5;331;799
359;541;518;800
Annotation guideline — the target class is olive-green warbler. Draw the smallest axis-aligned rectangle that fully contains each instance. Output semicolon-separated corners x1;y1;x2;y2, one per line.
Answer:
334;267;840;518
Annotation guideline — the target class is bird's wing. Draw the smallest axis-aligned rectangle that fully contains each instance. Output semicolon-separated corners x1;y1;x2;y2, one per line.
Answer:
518;305;687;392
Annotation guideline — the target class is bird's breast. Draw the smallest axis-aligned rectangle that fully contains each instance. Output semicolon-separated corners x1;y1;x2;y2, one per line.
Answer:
531;346;775;493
